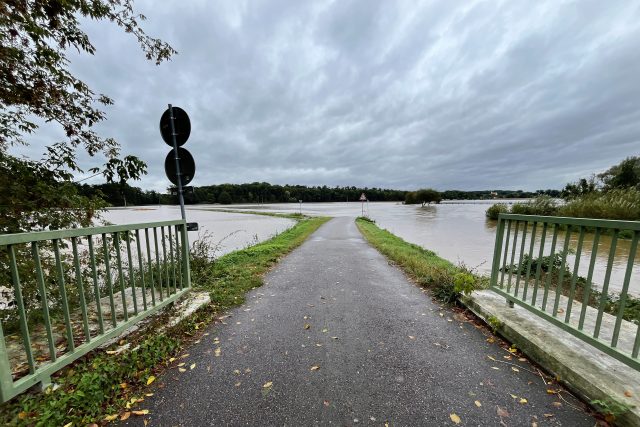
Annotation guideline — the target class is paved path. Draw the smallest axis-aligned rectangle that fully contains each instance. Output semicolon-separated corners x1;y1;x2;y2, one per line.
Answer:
125;217;595;426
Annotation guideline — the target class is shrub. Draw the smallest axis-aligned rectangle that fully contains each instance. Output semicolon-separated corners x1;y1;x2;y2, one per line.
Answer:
485;203;509;220
510;195;559;216
559;188;640;220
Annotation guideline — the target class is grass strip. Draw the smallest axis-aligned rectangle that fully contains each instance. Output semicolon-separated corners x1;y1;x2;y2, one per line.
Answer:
355;217;486;302
1;216;329;426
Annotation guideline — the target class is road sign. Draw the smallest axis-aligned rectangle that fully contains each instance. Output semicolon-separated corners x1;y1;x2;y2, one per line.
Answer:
359;193;367;201
160;106;191;146
164;147;195;186
169;186;194;195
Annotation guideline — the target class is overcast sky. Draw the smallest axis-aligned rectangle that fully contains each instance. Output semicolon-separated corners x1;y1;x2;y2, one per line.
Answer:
20;0;640;191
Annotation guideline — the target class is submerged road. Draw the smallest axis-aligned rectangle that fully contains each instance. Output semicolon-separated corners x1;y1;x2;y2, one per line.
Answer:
124;217;595;426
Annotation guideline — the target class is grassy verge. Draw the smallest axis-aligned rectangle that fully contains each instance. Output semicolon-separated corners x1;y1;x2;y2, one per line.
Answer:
355;217;486;303
0;216;329;426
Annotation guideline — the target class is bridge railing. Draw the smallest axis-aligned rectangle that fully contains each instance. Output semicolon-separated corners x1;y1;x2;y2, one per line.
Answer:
490;213;639;371
0;220;190;403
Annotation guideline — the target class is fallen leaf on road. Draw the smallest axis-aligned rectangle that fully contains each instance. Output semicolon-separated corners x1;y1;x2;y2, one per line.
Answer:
104;414;118;421
450;413;461;424
146;376;155;385
487;356;496;361
132;410;149;416
322;328;328;333
190;363;196;370
519;398;527;404
625;390;633;397
177;362;185;367
331;336;338;340
518;358;527;362
214;348;221;357
178;368;187;373
304;324;311;330
486;337;495;343
235;382;241;387
323;400;330;407
544;413;554;418
408;336;415;340
120;412;131;421
310;365;320;371
497;407;509;418
316;343;322;347
546;389;558;394
234;369;240;375
510;394;518;399
551;402;562;408
263;381;273;388
245;368;252;373
475;400;482;407
145;393;153;397
169;357;176;362
491;367;500;370
512;367;520;372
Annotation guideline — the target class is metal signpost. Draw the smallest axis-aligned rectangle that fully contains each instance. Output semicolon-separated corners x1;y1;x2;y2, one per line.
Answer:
160;105;198;230
359;193;367;216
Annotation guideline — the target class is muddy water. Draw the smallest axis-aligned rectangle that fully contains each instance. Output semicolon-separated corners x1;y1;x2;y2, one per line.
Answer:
207;201;638;296
101;205;295;257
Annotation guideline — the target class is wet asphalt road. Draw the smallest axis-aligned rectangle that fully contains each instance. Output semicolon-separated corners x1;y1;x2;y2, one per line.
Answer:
122;217;595;426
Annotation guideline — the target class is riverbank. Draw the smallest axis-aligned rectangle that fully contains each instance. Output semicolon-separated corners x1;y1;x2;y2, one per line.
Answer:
355;217;638;425
0;215;329;426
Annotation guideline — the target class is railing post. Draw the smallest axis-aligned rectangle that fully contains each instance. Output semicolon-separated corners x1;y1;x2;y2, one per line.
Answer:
0;321;15;402
490;216;505;289
180;223;191;288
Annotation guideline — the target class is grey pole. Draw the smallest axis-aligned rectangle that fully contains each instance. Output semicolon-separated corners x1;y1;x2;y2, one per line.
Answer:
168;104;186;220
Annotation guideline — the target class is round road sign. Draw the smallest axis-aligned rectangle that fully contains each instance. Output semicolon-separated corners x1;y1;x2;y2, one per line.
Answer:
160;106;191;146
164;147;195;186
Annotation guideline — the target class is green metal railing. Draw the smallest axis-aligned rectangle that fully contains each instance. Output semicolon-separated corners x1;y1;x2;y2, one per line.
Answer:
490;214;639;371
0;220;190;403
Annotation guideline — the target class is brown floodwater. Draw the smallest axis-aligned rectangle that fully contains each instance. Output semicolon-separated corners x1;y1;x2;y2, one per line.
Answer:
101;205;295;257
206;201;638;297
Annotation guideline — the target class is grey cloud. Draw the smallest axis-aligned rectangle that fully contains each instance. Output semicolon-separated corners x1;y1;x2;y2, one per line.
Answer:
15;0;640;192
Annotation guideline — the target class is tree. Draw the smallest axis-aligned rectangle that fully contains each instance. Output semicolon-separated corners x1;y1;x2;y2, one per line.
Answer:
599;156;640;191
0;0;175;231
405;188;441;206
218;191;232;205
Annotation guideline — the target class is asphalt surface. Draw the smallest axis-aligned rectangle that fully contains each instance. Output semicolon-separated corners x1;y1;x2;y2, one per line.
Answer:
122;217;596;426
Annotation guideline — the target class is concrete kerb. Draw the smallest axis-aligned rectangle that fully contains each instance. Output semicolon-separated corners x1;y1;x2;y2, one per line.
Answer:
461;290;640;426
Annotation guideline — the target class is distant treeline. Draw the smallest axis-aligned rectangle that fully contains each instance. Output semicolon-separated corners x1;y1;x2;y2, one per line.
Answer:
76;182;560;207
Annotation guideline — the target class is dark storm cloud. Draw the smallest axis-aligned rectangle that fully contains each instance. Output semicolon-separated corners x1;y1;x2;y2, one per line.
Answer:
25;0;640;190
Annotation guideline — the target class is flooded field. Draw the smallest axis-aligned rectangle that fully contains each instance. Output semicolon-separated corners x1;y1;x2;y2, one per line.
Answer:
206;201;638;297
102;205;295;258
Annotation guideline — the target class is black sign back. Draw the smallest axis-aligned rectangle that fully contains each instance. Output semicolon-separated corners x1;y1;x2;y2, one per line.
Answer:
160;106;191;146
164;147;195;186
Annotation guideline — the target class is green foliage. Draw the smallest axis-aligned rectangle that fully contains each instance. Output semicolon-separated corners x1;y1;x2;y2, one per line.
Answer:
0;154;106;233
558;188;640;221
590;398;635;422
1;1;174;231
485;203;509;220
486;315;502;333
598;156;640;191
405;188;442;205
217;191;232;204
356;216;375;223
355;218;485;304
1;334;180;426
510;195;559;216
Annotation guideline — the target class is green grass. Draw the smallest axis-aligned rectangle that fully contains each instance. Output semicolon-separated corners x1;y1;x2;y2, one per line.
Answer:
355;217;486;303
0;216;329;426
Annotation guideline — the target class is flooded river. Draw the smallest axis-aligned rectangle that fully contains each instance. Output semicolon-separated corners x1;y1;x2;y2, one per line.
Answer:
202;201;638;297
102;202;638;297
